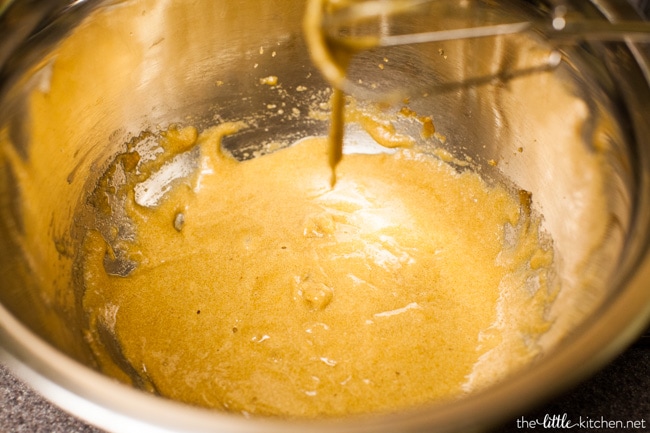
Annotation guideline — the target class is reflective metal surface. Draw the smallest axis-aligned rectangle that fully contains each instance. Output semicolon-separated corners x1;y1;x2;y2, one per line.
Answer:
0;0;649;432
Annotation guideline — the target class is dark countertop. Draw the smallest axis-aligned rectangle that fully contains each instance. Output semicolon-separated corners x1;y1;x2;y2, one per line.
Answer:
1;336;648;433
0;364;103;433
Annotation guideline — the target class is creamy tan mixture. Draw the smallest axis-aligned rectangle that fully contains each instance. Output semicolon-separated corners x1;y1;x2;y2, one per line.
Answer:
81;115;553;417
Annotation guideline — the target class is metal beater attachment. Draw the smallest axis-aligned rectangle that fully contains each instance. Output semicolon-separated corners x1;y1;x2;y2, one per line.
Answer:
305;0;650;100
323;0;650;49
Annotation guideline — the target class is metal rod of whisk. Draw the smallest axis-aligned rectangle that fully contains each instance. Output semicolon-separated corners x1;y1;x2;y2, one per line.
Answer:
332;21;650;49
374;22;533;47
548;20;650;41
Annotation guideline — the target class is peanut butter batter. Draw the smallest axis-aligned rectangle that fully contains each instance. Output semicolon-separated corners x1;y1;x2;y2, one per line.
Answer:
81;121;554;418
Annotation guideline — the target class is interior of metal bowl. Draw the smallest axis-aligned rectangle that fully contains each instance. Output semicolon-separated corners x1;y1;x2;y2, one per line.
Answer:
0;0;649;432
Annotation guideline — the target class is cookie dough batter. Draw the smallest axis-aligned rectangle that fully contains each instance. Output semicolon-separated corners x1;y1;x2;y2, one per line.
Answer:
81;123;553;418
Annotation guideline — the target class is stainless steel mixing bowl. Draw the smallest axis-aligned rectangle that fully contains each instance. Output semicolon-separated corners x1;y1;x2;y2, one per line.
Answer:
0;0;649;432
